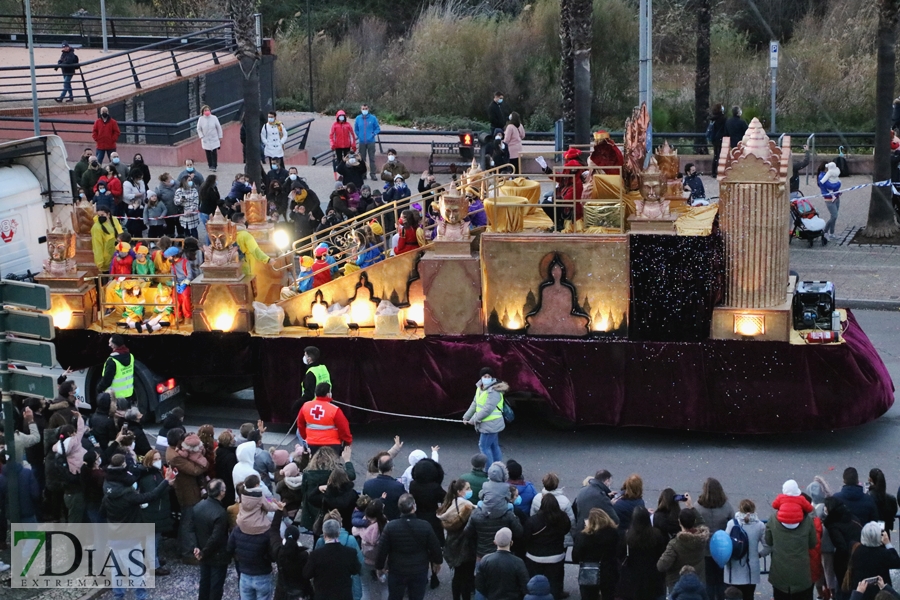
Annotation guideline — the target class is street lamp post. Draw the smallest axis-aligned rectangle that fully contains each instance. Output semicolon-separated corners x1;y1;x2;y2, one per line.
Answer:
24;0;40;135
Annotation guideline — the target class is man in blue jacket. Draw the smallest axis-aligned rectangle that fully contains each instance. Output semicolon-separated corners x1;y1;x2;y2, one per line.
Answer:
833;467;879;525
354;104;381;182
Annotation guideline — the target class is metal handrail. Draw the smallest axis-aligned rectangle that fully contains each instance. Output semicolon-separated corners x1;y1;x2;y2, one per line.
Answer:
97;272;182;331
283;118;315;153
0;23;234;107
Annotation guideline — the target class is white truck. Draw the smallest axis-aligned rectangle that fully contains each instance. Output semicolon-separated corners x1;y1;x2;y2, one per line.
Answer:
0;135;184;421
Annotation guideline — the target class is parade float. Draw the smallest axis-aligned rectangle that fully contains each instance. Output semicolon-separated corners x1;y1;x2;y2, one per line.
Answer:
6;112;892;433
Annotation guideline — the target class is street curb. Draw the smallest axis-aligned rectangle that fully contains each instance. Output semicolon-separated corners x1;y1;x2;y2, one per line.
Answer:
839;298;900;311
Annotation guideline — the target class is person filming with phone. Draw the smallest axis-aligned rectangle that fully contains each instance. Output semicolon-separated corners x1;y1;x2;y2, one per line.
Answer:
847;522;900;600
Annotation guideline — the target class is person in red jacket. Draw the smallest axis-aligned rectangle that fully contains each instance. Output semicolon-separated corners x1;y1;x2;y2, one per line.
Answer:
772;479;814;526
92;106;120;164
297;382;352;455
311;246;333;288
394;209;423;255
329;110;357;177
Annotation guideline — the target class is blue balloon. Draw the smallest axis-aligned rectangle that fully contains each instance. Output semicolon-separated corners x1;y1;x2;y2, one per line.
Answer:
710;530;733;568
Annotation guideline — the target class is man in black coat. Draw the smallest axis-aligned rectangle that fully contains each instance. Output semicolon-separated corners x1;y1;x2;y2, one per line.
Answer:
54;41;79;103
101;454;173;524
363;456;406;520
573;469;620;527
724;106;749;149
834;467;880;525
488;92;506;132
191;480;230;600
303;518;361;600
474;527;529;600
375;494;443;600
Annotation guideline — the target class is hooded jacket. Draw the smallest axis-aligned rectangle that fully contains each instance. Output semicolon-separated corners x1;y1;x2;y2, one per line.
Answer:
165;443;208;508
480;461;511;503
233;441;271;496
92;115;120;150
657;525;711;589
524;574;554;600
237;487;277;535
138;466;175;533
671;572;708;600
329;111;356;150
90;214;123;272
214;444;238;506
89;396;118;451
531;488;575;525
409;457;446;542
463;380;509;434
765;514;817;593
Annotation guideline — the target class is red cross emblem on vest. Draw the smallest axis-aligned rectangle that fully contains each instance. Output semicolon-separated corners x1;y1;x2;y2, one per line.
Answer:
310;404;326;420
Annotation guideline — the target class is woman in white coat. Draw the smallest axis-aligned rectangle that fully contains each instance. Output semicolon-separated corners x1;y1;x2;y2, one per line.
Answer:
196;105;223;172
723;499;771;600
530;472;575;525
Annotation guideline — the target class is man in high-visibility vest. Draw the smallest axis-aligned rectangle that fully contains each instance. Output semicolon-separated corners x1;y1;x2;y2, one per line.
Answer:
297;382;352;455
462;367;509;465
96;333;136;406
292;346;331;415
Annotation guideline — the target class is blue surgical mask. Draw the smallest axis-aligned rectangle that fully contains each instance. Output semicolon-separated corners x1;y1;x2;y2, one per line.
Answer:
290;174;297;180
514;496;522;506
112;157;120;164
271;164;277;170
187;181;194;187
497;98;503;104
464;490;473;500
186;167;194;172
98;187;106;193
361;110;369;116
268;117;275;123
481;377;493;387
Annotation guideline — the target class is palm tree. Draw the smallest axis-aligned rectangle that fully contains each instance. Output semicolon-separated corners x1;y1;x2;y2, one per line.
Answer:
570;0;593;144
863;0;900;238
560;0;575;127
226;0;262;187
693;0;710;154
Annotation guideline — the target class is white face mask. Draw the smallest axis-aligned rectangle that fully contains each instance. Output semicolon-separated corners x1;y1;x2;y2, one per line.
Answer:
153;460;162;469
132;482;138;490
130;443;136;450
495;136;502;141
303;355;311;365
388;155;396;162
290;174;297;180
339;116;345;122
481;377;494;387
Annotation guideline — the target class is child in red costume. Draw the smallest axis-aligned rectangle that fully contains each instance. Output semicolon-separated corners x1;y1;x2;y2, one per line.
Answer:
110;241;133;275
311;246;332;288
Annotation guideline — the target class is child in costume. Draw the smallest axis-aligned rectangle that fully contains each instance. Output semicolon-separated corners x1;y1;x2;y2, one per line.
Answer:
120;280;146;331
315;242;340;277
311;246;333;288
164;246;193;319
152;236;173;275
110;241;134;275
279;256;314;300
131;243;155;277
143;283;174;332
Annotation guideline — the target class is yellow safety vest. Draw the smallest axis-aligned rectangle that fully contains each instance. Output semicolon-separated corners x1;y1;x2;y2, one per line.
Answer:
106;354;135;398
476;387;504;422
303;364;331;397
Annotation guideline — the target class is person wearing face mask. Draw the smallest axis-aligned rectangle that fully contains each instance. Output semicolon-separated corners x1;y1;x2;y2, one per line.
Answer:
81;156;104;201
724;106;748;149
440;479;477;600
380;148;411;184
190;480;233;600
73;147;94;182
92;178;115;214
354;104;381;181
90;206;123;272
123;407;152;456
462;367;509;466
264;159;289;192
393;207;422;255
139;450;174;576
295;346;331;410
504;112;526;174
329;110;357;177
337;152;367;190
177;158;205;189
129;153;151;186
196;104;224;172
155;172;180;237
123;168;147;237
488;91;507;132
484;128;511;171
262;110;289;169
174;174;201;238
91;106;120;164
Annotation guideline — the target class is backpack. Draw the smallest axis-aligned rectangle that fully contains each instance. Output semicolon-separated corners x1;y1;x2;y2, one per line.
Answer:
44;446;78;492
729;517;749;562
500;396;515;423
358;522;382;565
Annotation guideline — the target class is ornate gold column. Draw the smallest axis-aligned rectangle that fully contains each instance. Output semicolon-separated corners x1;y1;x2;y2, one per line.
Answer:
711;118;793;341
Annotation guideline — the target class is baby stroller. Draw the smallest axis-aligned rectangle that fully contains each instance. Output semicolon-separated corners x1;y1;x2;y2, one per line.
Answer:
789;197;827;247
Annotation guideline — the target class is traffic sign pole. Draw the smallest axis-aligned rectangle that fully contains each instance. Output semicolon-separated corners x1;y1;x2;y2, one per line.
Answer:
1;279;56;524
770;40;779;134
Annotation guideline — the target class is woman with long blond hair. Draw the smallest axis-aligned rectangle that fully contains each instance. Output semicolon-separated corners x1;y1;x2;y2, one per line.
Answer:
574;507;620;600
299;446;356;535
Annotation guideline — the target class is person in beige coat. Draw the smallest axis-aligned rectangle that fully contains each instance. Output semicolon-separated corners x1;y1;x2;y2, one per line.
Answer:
504;112;526;173
196;105;223;172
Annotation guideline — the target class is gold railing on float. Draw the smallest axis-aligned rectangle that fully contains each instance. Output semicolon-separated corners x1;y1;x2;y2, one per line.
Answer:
95;272;182;331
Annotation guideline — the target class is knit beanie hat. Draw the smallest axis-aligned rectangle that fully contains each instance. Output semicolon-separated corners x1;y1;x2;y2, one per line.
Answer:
282;462;300;478
782;479;801;497
273;449;289;468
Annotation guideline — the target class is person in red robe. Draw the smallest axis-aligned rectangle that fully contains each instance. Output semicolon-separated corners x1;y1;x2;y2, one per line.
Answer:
312;246;333;288
589;130;625;174
110;241;133;275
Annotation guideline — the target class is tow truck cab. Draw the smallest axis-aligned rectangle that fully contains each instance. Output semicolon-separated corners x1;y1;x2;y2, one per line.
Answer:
1;136;185;422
